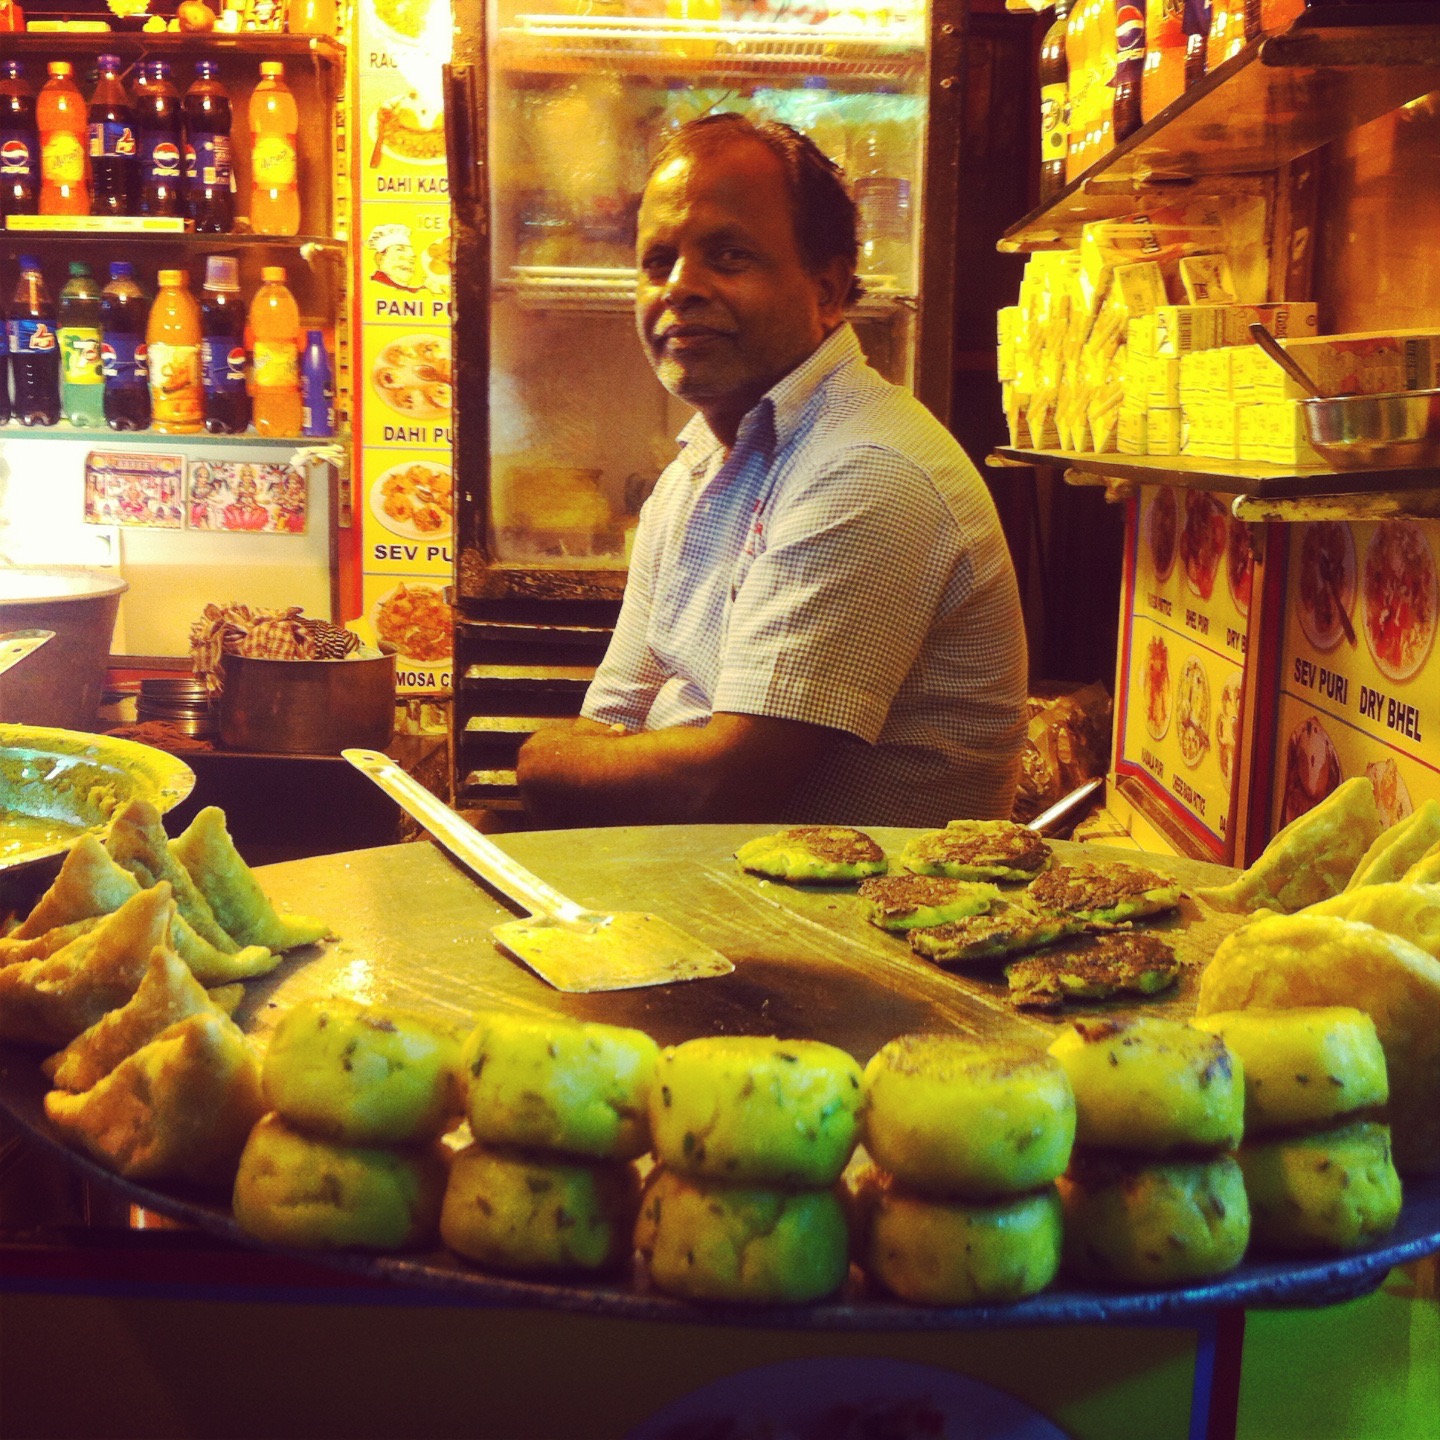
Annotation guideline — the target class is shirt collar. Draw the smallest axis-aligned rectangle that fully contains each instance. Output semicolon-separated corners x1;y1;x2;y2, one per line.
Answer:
674;323;863;466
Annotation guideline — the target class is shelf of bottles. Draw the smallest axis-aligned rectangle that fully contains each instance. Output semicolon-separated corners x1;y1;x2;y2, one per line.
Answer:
495;14;925;82
0;33;344;65
1003;18;1440;251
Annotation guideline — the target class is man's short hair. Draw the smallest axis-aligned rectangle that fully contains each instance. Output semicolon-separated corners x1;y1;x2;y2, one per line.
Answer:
649;112;863;305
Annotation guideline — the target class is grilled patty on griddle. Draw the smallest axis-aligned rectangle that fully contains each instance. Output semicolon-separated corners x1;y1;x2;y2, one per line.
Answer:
857;874;1000;931
735;825;888;883
907;897;1083;965
1026;861;1182;923
900;820;1051;881
1005;931;1181;1011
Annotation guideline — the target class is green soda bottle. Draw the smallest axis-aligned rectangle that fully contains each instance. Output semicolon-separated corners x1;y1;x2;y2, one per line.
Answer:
58;260;105;427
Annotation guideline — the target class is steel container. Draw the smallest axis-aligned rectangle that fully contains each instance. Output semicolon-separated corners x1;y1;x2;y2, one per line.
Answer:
218;648;397;755
1300;389;1440;470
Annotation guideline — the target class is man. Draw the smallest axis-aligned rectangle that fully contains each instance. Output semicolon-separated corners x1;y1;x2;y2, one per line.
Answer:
516;115;1026;828
367;223;422;292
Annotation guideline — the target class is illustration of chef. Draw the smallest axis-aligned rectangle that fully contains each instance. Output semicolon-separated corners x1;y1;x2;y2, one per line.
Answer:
368;223;424;292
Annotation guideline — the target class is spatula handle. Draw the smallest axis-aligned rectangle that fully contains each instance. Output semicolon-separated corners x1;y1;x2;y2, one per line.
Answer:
341;749;587;924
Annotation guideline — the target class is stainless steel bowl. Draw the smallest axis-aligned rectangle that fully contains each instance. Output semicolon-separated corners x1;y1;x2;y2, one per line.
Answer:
1300;389;1440;470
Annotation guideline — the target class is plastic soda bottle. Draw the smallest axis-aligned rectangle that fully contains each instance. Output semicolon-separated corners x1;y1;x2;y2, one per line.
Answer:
1090;0;1118;163
300;329;334;438
37;61;90;215
248;265;302;437
1184;0;1213;88
851;87;915;288
58;260;105;428
1113;0;1147;144
89;53;138;217
1064;0;1091;180
7;255;60;426
101;261;151;432
136;60;183;218
201;254;250;435
249;62;300;237
0;60;40;217
1038;0;1073;202
1142;0;1187;120
147;268;203;434
184;61;234;233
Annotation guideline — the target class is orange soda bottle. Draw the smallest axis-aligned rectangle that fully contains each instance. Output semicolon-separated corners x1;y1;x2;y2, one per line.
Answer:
249;61;300;236
147;268;204;434
248;264;303;437
37;60;90;215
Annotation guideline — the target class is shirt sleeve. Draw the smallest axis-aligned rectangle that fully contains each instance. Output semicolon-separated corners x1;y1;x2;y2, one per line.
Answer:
711;447;967;743
580;502;666;729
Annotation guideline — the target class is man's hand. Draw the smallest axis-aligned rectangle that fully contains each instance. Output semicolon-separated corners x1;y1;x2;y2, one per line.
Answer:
516;712;836;827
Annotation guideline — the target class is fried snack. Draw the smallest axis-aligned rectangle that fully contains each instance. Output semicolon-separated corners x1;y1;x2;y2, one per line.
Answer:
848;1162;1061;1306
1027;862;1183;924
46;1011;264;1187
857;874;1001;932
907;897;1084;966
170;807;329;952
233;1113;446;1249
460;1011;658;1161
1301;883;1440;962
1402;840;1440;887
0;885;173;1047
1191;1007;1388;1134
264;997;460;1145
1238;1121;1402;1254
1346;799;1440;891
0;916;100;967
439;1143;639;1274
649;1035;862;1186
106;797;240;953
207;983;244;1015
1197;776;1384;914
860;1034;1074;1199
899;821;1051;882
1197;914;1440;1174
1006;932;1181;1012
1047;1017;1244;1154
167;921;276;985
44;943;219;1092
734;826;887;883
1058;1153;1250;1287
634;1166;850;1304
12;834;143;938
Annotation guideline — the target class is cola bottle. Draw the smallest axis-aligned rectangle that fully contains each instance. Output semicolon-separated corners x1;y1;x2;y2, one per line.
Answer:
101;261;151;432
200;254;249;434
136;60;183;218
1038;0;1073;203
0;59;40;217
89;53;138;217
7;255;60;427
1113;0;1147;144
183;61;233;233
0;314;10;426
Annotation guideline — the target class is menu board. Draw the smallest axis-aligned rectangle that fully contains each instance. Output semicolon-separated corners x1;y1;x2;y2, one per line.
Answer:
1270;518;1440;833
1115;488;1256;858
353;0;455;695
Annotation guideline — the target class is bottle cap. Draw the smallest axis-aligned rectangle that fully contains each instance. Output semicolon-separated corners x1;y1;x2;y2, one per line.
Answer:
205;255;241;292
306;329;325;345
98;54;121;71
110;262;135;278
261;265;287;283
47;61;73;77
260;61;285;76
158;268;188;287
19;255;40;271
146;60;172;79
195;60;220;78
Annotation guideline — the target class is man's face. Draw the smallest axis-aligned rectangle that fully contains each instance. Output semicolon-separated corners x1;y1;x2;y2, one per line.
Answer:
635;138;848;442
376;242;417;287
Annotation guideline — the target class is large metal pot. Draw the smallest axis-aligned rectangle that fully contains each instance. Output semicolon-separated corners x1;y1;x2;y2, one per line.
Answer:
218;647;397;755
0;569;128;731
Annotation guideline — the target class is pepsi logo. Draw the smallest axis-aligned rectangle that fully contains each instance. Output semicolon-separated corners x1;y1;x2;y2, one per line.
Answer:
151;141;181;172
0;137;31;172
101;341;117;376
1116;5;1145;55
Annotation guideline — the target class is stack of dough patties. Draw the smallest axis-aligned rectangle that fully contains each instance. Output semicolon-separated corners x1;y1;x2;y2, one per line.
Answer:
851;1034;1074;1305
1049;1017;1251;1286
635;1035;863;1304
1193;1008;1402;1253
232;997;458;1250
440;1010;657;1276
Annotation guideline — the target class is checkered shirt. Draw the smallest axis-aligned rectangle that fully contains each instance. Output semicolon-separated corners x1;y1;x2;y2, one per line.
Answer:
582;324;1028;824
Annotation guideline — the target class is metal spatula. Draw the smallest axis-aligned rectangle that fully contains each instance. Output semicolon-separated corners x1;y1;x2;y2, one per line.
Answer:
342;748;735;993
0;630;54;678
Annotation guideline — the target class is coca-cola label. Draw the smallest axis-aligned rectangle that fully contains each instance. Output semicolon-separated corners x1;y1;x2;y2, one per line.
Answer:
0;132;36;179
202;336;246;392
1116;4;1146;62
89;121;137;159
142;135;182;179
7;318;56;353
102;334;147;382
186;131;231;187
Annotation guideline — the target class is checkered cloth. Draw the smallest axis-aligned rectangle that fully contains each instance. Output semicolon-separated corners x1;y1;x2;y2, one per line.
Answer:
190;603;359;696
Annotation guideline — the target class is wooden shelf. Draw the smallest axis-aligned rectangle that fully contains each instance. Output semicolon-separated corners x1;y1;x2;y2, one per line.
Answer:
1000;19;1440;250
2;230;342;252
0;32;344;65
0;427;349;450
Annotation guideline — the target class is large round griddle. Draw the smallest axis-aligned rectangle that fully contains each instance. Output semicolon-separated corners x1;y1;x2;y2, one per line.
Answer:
3;827;1438;1327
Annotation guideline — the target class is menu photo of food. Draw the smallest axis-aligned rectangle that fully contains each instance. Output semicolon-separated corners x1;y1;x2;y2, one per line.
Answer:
1225;515;1257;616
1176;654;1212;770
1179;490;1227;602
370;458;454;542
1144;486;1178;585
372;333;452;420
1279;711;1343;828
1142;632;1171;741
363;0;430;48
1367;756;1414;828
1295;520;1357;653
367;89;446;171
369;578;454;675
1362;519;1438;684
1217;673;1242;787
